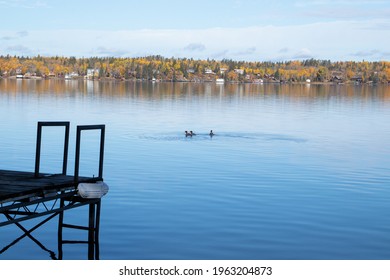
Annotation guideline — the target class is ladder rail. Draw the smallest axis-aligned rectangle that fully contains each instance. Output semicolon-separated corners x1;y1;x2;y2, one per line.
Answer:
35;121;70;177
74;124;105;185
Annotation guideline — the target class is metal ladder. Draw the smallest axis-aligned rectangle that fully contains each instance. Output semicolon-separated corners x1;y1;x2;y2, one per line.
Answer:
58;124;105;260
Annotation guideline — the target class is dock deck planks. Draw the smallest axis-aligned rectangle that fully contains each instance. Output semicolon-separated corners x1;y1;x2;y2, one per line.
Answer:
0;169;99;204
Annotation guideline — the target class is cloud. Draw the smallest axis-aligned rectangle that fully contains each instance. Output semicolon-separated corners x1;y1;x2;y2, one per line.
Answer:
17;31;29;37
292;48;313;59
0;31;28;41
351;49;390;59
233;47;256;56
95;46;128;57
184;43;206;52
272;48;314;62
209;50;229;59
1;36;13;40
352;50;379;57
278;47;290;53
6;44;33;54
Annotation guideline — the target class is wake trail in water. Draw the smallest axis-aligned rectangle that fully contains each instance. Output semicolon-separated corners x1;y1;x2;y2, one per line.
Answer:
138;132;307;143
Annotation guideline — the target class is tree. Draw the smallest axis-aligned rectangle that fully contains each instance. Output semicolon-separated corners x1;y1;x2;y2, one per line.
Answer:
316;67;328;82
274;69;280;80
383;68;390;82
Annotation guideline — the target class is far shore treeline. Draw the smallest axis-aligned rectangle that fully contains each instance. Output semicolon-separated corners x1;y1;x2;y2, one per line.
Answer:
0;55;389;84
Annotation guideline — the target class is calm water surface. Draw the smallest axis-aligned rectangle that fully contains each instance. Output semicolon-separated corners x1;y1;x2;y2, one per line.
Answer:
0;79;390;259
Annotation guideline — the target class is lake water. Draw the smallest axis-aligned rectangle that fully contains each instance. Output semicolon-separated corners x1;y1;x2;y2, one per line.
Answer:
0;79;390;260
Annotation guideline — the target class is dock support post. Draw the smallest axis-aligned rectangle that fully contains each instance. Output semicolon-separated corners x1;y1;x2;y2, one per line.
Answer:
88;201;96;260
95;200;101;259
57;196;65;260
57;199;101;260
88;200;101;260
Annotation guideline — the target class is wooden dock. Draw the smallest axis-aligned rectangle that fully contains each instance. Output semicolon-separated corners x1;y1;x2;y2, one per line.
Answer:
0;170;99;204
0;121;106;260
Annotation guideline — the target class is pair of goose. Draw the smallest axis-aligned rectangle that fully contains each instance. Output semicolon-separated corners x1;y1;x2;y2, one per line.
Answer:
185;130;214;137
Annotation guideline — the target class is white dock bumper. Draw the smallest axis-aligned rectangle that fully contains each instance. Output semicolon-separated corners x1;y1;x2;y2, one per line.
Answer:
78;181;109;199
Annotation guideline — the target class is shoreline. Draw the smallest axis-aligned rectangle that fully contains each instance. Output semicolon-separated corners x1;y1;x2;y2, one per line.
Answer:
1;75;387;86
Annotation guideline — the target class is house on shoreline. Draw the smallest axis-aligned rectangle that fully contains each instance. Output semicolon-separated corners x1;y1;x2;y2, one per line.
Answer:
86;69;99;80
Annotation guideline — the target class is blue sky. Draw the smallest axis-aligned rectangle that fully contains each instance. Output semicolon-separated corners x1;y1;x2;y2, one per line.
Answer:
0;0;389;61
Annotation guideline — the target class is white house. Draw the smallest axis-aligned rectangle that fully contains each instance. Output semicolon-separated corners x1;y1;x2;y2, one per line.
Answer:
86;69;99;79
234;69;244;75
